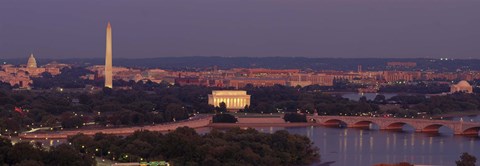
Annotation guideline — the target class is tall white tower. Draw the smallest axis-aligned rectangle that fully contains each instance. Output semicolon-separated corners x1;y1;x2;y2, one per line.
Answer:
105;22;113;88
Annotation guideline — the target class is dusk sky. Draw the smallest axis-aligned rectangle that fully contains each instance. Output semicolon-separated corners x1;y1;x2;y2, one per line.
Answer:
1;0;479;59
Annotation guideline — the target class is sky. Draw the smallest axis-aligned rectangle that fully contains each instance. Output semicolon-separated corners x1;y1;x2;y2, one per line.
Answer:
0;0;479;59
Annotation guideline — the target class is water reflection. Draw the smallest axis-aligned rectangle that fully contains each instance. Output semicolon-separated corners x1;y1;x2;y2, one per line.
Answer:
253;126;479;166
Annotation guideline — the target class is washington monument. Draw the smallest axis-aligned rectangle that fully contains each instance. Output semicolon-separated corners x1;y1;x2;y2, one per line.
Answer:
105;22;113;88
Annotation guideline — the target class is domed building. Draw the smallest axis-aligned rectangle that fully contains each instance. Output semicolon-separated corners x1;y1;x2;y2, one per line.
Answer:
450;80;473;93
0;53;67;89
27;54;37;68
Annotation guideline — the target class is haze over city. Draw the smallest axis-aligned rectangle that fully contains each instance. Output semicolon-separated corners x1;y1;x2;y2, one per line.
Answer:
1;0;480;59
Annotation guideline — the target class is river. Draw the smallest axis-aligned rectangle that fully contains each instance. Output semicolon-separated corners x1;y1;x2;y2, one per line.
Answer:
14;115;480;166
252;125;479;166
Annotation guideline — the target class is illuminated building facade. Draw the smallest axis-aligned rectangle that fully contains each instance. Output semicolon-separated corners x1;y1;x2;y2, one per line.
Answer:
288;73;334;87
27;54;37;68
105;22;113;88
450;80;473;93
208;90;251;111
386;62;417;68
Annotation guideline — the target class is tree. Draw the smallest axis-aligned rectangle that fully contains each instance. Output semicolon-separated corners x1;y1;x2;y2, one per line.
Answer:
242;105;250;112
212;114;237;123
216;102;227;113
456;152;476;166
283;113;307;122
6;142;44;164
359;96;368;103
374;94;386;104
61;113;84;129
165;103;188;121
0;137;13;163
67;127;320;165
45;144;95;166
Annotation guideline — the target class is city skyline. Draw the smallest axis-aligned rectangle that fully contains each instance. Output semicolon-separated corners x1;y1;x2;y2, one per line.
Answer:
1;1;480;166
1;0;479;59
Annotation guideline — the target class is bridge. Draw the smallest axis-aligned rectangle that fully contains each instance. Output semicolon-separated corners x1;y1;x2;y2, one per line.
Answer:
309;115;480;136
19;115;212;139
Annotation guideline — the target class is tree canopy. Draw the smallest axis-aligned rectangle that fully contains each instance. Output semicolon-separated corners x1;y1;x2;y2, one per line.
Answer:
68;127;320;165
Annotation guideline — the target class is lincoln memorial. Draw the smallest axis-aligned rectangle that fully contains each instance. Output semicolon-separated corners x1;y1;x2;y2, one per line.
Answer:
208;90;251;111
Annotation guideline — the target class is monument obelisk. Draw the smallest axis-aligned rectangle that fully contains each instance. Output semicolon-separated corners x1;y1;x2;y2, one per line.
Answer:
105;22;113;88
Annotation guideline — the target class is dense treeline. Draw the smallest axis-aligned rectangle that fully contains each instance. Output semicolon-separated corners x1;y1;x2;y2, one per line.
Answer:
245;84;379;115
0;85;213;132
0;137;95;166
336;92;480;117
411;93;480;115
0;83;381;134
68;127;320;165
3;76;480;134
283;113;307;122
379;82;450;94
31;67;95;89
382;93;480;117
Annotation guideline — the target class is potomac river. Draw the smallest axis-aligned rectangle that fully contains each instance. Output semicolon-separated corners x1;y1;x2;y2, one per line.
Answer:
202;115;480;166
252;125;479;166
16;114;480;166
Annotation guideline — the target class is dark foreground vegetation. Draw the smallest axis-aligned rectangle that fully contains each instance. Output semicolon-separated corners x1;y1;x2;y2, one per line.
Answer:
0;137;95;166
456;152;477;166
68;127;320;165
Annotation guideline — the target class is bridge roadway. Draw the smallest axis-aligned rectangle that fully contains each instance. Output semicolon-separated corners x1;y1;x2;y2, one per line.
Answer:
19;115;212;139
309;115;480;135
18;115;480;139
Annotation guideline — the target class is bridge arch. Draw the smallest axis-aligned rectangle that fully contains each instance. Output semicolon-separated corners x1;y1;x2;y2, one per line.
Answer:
323;119;348;128
421;124;453;134
384;122;415;131
352;120;379;129
462;127;480;136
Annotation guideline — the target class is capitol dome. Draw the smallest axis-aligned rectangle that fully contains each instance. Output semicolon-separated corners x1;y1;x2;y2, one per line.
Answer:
27;54;37;68
451;80;473;93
